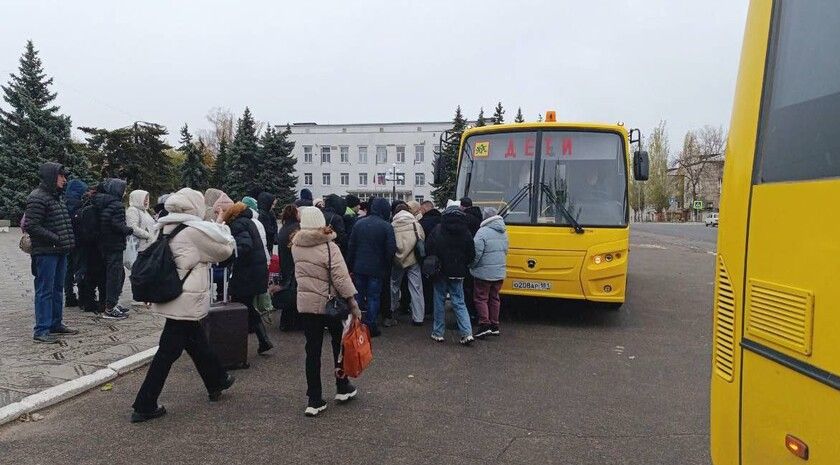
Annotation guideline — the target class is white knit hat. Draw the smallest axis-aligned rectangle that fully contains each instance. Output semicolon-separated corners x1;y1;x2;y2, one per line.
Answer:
299;206;326;230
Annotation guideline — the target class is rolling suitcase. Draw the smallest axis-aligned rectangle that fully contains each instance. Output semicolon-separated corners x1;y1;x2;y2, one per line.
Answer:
203;267;250;370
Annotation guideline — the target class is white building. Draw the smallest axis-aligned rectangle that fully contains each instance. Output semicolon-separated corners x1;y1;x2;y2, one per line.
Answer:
281;121;451;203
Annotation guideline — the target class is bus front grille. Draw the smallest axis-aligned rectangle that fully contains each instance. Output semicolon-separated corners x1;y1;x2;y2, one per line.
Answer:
714;256;736;382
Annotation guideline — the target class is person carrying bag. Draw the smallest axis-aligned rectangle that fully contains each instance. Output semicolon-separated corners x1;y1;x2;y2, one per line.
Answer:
291;207;362;417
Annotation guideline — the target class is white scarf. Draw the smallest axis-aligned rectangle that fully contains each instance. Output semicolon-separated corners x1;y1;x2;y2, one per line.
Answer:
155;212;235;246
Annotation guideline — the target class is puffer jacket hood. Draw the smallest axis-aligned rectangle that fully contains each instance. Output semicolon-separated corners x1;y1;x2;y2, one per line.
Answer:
38;162;64;194
65;179;87;202
291;227;337;248
324;194;346;214
204;188;224;209
471;215;509;281
300;188;313;201
101;178;127;199
481;215;506;233
442;208;470;235
128;190;149;209
257;192;276;212
370;197;391;220
426;208;475;278
165;188;205;217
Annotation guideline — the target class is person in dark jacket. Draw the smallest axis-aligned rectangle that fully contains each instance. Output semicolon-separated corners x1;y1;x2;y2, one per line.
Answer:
63;179;88;307
460;197;482;237
94;178;133;319
347;197;396;337
223;202;273;353
276;204;301;331
75;186;107;314
343;194;360;236
322;194;348;253
418;201;441;316
294;188;314;207
25;162;79;343
425;207;476;345
257;192;278;255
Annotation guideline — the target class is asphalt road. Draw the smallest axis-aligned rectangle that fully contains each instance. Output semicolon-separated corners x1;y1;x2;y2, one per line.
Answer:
631;222;718;248
0;227;715;465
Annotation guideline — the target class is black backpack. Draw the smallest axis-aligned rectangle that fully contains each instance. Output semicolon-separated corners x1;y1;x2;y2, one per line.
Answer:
130;224;192;303
73;201;100;245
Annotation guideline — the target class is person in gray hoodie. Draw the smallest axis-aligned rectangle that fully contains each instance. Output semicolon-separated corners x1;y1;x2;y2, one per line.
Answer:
470;207;509;339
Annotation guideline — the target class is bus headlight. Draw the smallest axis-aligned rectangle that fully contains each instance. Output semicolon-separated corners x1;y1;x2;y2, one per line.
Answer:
594;255;602;264
605;254;613;262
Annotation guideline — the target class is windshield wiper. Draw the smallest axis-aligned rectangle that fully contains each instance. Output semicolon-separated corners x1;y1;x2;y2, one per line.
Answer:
539;182;584;234
499;183;532;218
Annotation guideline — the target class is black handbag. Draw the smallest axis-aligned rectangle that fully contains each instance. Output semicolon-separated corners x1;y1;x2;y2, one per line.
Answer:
412;223;426;263
324;242;350;319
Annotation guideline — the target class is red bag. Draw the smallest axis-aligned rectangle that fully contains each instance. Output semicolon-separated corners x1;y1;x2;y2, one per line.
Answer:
341;317;373;378
269;254;280;274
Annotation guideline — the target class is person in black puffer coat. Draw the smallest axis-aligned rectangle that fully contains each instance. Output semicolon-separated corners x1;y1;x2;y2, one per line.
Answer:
224;202;273;353
275;204;301;331
257;192;278;255
94;178;134;318
460;197;482;237
322;194;348;254
25;162;78;343
425;206;476;345
417;201;441;316
63;179;88;307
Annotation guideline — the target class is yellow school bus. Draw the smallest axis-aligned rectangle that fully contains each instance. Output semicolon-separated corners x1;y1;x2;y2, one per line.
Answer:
438;116;649;308
711;1;840;463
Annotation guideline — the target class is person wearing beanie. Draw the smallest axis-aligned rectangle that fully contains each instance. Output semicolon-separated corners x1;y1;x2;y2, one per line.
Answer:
295;188;314;207
343;194;361;235
313;198;325;209
212;192;234;223
406;200;422;220
223;202;273;354
469;207;509;339
242;196;269;261
291;207;361;416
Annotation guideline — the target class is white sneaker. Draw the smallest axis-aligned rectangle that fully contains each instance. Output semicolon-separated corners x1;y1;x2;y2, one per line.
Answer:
430;334;444;343
459;335;475;346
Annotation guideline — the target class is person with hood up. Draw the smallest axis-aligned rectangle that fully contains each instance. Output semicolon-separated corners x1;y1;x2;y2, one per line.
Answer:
390;203;425;326
223;202;273;354
276;204;301;331
126;190;156;252
257;192;278;255
64;178;88;308
25;162;78;343
242;196;270;261
94;178;134;320
470;208;509;339
212;191;234;223
203;188;224;222
322;194;348;253
418;201;441;316
131;188;237;423
425;205;476;345
291;207;361;416
295;188;314;207
347;197;396;337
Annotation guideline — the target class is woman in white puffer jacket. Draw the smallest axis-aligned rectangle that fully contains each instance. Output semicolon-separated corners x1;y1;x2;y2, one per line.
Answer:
126;190;156;251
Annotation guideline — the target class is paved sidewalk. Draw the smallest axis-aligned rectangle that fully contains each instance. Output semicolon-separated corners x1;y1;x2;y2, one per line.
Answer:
0;229;163;409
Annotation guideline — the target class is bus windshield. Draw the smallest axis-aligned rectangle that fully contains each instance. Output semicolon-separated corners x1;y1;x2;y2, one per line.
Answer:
456;130;627;227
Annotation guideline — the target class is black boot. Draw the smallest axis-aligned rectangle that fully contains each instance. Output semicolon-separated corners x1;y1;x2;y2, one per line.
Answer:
255;321;274;354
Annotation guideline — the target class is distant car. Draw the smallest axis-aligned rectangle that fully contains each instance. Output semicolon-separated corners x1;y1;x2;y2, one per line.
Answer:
705;213;719;227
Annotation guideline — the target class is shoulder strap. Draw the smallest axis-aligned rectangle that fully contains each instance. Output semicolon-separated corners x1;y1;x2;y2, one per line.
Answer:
165;223;189;239
326;241;335;298
413;222;420;240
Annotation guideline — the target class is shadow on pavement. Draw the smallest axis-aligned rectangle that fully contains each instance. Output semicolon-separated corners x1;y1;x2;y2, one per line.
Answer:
501;296;623;328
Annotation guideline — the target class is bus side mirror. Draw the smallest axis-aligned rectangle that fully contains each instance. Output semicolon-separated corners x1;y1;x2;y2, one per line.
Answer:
633;151;649;181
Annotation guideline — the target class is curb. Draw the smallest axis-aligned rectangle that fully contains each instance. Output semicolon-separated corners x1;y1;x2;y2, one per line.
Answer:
0;346;158;427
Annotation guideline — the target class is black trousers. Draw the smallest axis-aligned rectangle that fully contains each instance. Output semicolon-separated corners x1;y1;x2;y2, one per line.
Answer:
233;295;262;333
301;314;348;401
132;319;227;413
79;246;106;312
101;249;125;308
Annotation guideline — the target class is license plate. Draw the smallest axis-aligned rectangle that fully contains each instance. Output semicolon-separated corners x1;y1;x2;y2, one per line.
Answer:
512;280;552;291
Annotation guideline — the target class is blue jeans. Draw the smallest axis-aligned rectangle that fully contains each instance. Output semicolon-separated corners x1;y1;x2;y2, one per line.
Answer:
432;278;473;338
32;254;67;337
354;274;383;331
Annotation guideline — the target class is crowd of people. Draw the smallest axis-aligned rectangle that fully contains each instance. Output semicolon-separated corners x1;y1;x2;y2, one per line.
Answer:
22;161;510;419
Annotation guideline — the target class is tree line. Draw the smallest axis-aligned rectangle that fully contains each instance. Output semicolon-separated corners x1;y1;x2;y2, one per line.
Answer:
0;41;297;225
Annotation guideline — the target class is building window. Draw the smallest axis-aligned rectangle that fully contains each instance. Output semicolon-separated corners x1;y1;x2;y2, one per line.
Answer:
376;146;387;164
303;146;313;164
415;173;425;186
320;146;331;164
414;195;424;203
340;173;349;186
376;172;386;185
396;146;405;164
304;173;312;185
340;146;349;163
359;173;368;185
322;173;331;186
396;174;405;186
358;146;368;164
414;145;424;163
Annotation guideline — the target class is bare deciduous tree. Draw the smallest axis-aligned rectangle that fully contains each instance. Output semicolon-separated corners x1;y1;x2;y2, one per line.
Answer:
675;125;726;220
644;121;672;217
198;107;236;155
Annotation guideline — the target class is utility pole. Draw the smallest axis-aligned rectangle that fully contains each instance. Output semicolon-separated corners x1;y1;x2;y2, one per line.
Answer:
386;163;404;203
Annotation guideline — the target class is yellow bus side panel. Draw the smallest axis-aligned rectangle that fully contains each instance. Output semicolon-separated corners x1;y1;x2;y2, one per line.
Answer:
741;351;840;464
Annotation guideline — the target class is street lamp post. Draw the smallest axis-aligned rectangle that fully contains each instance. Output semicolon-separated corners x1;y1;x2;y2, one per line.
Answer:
385;163;404;203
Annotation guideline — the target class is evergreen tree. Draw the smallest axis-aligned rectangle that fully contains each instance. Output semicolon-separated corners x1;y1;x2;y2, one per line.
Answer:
225;107;260;199
256;124;298;208
492;102;505;124
0;41;74;223
179;124;209;191
475;107;486;127
80;122;173;200
431;106;467;206
212;136;228;188
514;107;525;123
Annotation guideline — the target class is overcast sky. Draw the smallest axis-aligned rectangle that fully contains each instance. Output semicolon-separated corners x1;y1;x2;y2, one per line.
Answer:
1;0;749;150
